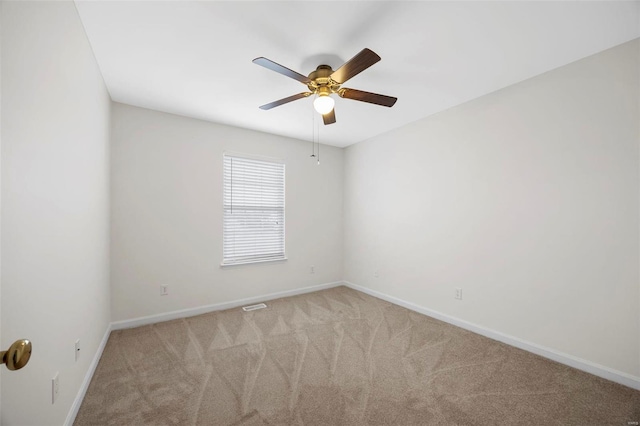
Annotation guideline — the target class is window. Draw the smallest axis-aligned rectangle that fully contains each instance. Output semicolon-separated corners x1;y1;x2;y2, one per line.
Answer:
223;154;285;265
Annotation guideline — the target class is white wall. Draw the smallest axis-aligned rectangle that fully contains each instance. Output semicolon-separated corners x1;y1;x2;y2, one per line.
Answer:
344;40;640;378
110;103;343;322
1;2;111;425
0;1;3;419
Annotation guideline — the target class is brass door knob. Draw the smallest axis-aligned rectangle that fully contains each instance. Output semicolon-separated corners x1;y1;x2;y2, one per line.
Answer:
1;339;32;371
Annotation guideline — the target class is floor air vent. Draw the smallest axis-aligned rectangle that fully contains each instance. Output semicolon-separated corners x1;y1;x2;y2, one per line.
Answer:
242;303;267;312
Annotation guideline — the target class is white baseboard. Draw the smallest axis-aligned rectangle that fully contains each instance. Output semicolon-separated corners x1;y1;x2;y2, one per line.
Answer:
111;281;343;330
65;324;112;426
344;281;640;391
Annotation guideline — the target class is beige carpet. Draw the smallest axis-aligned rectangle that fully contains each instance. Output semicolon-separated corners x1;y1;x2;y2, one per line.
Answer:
75;286;639;425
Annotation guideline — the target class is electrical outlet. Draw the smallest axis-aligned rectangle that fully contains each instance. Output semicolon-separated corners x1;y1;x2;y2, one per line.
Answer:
310;265;315;274
161;285;169;296
75;339;80;362
52;373;59;404
455;288;463;300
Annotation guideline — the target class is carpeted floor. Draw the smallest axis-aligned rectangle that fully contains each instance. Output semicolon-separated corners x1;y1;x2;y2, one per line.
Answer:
75;286;639;425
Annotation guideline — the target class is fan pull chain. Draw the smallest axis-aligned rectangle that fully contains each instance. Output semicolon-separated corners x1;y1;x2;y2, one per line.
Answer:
316;118;320;166
314;110;320;165
310;101;316;159
309;99;320;165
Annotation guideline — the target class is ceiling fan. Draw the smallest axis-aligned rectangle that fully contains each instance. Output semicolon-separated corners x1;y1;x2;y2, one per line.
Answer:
253;48;397;125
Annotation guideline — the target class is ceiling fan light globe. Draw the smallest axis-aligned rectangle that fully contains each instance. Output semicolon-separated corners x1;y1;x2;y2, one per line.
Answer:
313;95;335;115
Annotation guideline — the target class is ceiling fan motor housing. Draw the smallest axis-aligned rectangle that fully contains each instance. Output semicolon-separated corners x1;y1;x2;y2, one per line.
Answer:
308;65;340;94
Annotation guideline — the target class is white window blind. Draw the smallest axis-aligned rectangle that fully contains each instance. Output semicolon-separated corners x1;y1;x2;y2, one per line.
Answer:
223;154;285;265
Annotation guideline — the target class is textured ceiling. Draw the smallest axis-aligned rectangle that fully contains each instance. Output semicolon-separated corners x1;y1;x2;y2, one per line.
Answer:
75;1;639;147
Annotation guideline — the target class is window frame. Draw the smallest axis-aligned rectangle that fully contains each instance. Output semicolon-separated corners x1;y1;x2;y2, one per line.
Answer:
221;152;286;267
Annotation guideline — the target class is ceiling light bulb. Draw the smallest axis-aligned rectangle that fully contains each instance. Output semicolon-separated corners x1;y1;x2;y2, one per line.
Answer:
313;95;335;115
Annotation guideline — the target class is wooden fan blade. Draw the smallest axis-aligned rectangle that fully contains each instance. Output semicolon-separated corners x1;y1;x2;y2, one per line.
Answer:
330;48;381;84
253;57;311;84
339;88;397;107
259;92;312;110
323;109;336;125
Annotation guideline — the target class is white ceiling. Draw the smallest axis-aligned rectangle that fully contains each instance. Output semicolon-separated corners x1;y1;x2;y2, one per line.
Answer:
75;1;639;148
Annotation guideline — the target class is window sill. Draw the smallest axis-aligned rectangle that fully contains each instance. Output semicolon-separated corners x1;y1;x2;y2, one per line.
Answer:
220;257;288;268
